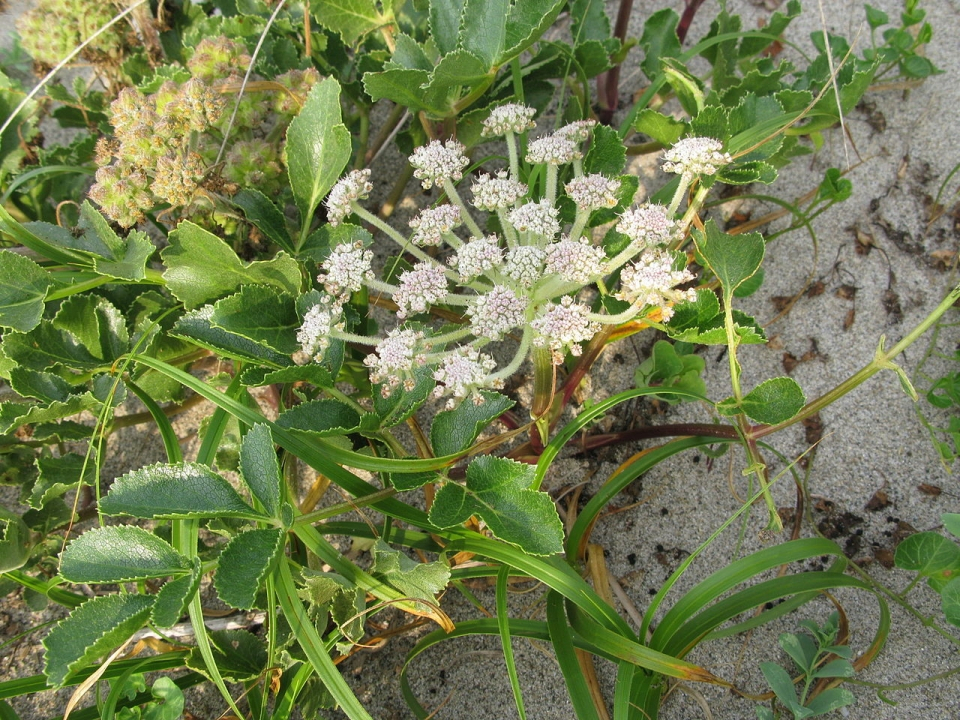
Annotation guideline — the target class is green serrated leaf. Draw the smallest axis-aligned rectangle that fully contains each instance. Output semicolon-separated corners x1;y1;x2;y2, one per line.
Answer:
43;594;154;687
215;528;285;610
0;507;30;572
232;189;294;255
152;559;202;628
371;539;450;603
694;220;764;301
0;250;54;332
634;109;687;146
8;368;73;403
239;363;334;388
60;526;190;584
732;377;806;424
297;569;365;646
209;286;300;354
276;398;362;437
240;423;282;517
942;577;960;627
311;0;386;44
101;462;263;520
363;68;445;115
372;362;434;428
186;629;267;682
500;0;565;64
162;222;301;309
895;532;960;575
429;455;563;555
171;306;293;367
460;0;507;67
0;394;101;435
640;9;681;81
286;78;351;228
31;453;97;510
77;203;154;281
584;124;626;176
428;50;491;90
430;391;514;456
943;514;960;539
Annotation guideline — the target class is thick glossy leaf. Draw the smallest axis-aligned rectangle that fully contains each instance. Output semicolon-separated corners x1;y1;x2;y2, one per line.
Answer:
276;399;362;437
60;526;190;584
694;220;764;300
239;363;334;388
429;455;563;555
161;222;301;309
239;423;282;517
312;0;386;44
805;687;856;715
363;68;444;114
0;250;53;332
101;462;263;520
31;453;97;510
430;390;514;456
152;559;202;627
895;532;960;575
717;376;805;424
171;306;293;367
215;528;285;610
760;662;800;710
231;189;293;255
639;9;680;81
285;78;351;229
209;286;300;354
570;0;611;43
371;540;450;604
43;594;154;687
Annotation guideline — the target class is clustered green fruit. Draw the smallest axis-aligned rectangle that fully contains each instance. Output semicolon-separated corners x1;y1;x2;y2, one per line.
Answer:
89;36;319;228
16;0;130;69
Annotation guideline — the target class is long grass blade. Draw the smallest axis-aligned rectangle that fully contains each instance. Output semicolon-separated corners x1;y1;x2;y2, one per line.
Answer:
497;565;527;720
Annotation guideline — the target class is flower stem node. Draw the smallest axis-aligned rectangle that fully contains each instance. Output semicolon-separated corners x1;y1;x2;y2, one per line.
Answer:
661;137;732;180
325;170;373;226
481;103;537;137
409;140;470;189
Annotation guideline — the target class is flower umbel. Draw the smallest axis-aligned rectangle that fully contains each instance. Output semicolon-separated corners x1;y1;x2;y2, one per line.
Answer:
661;137;732;178
409;140;469;189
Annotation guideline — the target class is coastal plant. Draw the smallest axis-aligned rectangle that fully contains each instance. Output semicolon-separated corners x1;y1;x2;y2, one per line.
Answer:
0;0;953;718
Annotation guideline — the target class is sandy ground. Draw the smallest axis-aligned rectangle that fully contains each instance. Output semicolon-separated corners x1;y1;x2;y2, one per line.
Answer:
2;0;960;718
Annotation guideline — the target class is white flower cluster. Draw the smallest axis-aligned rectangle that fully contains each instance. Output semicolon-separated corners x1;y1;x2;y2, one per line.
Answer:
300;105;718;409
661;137;732;178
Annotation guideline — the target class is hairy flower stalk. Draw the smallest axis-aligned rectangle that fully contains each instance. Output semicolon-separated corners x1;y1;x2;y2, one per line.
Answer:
300;110;721;414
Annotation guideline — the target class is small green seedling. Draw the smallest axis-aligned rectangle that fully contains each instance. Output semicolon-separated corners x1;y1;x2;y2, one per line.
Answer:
756;612;856;719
